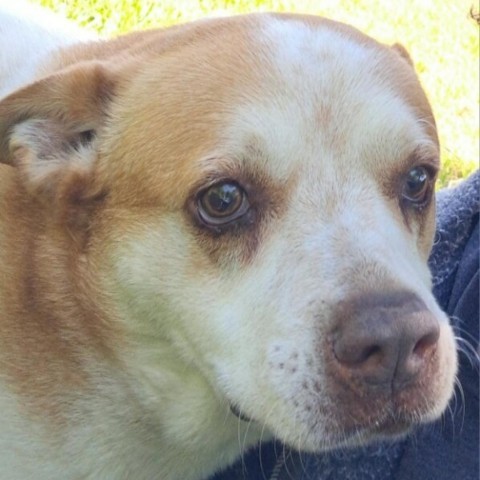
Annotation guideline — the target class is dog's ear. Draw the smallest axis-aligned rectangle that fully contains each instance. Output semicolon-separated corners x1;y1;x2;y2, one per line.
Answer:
391;43;414;67
0;62;116;210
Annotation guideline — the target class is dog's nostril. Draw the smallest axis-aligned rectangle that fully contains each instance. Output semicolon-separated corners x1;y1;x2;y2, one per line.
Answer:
413;327;439;357
361;345;382;364
333;338;383;366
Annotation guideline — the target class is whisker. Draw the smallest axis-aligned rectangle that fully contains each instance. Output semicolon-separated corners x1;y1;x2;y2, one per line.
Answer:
454;336;480;368
453;375;466;432
450;319;478;345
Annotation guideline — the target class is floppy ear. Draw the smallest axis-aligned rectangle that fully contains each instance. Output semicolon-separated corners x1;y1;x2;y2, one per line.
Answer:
0;61;116;209
391;43;414;67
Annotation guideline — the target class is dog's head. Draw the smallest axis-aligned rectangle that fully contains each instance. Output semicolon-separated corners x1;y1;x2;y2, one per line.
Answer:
0;13;457;451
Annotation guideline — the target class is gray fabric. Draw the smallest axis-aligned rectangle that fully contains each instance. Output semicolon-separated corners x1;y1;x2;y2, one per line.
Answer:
277;442;404;480
429;171;480;310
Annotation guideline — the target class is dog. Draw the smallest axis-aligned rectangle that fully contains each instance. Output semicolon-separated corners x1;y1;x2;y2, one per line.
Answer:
0;3;458;479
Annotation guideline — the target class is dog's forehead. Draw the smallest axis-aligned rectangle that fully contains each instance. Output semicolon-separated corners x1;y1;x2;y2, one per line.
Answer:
101;14;437;205
220;15;438;182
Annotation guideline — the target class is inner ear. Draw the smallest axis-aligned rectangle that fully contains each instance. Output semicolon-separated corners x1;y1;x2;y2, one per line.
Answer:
9;118;99;202
0;61;116;165
0;61;116;209
79;129;96;145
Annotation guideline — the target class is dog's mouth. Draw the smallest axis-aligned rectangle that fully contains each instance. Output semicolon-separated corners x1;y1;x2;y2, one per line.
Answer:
339;414;414;447
229;403;253;422
300;414;415;453
365;417;413;438
229;398;412;445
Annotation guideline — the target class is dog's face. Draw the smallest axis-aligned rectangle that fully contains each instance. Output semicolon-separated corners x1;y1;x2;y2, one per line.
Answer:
0;13;456;454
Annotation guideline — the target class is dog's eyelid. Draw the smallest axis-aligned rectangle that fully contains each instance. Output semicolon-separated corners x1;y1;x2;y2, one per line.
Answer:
197;175;243;192
413;159;438;174
406;146;439;173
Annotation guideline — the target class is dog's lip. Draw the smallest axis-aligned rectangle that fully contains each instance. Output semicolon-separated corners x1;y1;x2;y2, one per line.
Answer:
319;412;414;448
229;403;253;422
314;417;413;452
371;417;412;435
353;416;413;441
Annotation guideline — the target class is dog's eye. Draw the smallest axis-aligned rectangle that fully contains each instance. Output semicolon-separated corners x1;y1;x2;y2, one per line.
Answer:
198;181;249;225
402;166;432;205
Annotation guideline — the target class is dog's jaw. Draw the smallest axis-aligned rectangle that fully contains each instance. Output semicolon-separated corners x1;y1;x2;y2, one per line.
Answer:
115;327;268;480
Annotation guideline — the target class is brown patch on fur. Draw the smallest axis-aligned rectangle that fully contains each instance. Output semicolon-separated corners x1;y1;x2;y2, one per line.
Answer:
0;15;276;421
383;49;439;146
0;60;120;423
0;61;116;249
0;175;116;423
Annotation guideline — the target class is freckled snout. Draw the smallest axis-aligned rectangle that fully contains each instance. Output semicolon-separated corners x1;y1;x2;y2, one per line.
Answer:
331;291;440;390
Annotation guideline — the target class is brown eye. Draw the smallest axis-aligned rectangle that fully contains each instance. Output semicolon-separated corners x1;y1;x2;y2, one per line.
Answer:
402;166;431;205
198;181;249;225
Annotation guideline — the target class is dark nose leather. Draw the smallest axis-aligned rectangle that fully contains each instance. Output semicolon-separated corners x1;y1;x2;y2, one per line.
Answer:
331;291;440;389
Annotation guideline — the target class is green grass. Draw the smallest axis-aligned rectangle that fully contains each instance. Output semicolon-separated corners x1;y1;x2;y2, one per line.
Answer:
33;0;479;187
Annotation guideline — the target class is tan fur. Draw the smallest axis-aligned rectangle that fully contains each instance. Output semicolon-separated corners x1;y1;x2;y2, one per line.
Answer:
0;11;457;480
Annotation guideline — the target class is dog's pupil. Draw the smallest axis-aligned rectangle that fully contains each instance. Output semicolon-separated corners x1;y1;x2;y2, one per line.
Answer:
406;167;427;195
206;183;240;216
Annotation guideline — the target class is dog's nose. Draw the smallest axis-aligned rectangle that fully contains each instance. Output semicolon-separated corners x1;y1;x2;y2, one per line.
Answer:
331;291;440;389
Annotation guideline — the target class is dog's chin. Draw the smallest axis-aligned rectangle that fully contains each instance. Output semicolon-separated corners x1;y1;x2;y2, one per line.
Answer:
303;418;414;453
264;411;416;454
228;395;416;450
348;418;413;446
